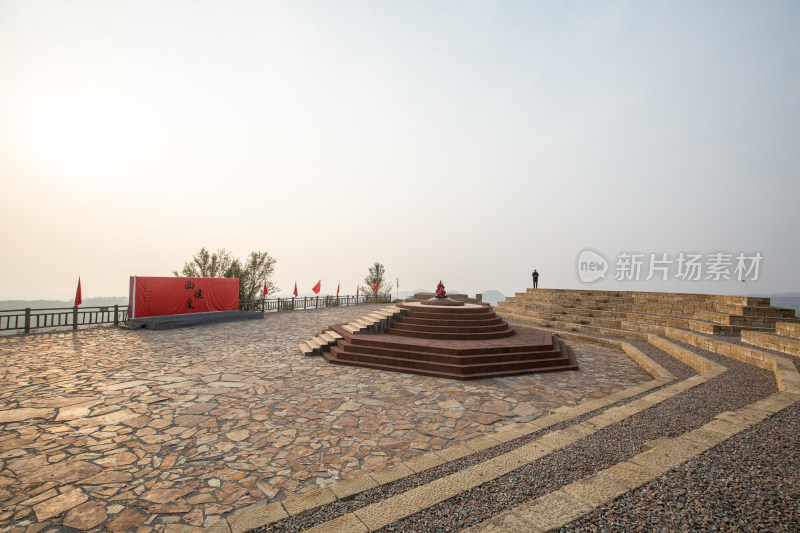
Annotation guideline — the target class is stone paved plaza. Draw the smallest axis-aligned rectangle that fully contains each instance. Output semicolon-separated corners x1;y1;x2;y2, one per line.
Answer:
0;305;651;532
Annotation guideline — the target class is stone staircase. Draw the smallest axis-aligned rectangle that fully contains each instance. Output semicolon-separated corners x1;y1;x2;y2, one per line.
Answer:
297;306;405;356
496;288;799;336
385;304;514;340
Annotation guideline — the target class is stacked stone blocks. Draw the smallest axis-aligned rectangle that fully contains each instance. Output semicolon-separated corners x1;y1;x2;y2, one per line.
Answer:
497;289;798;336
742;320;800;358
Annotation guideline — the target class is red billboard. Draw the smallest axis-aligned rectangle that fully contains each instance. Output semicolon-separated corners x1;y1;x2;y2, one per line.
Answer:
129;276;239;319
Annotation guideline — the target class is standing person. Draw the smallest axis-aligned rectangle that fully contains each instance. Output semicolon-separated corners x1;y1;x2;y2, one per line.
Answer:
532;269;539;289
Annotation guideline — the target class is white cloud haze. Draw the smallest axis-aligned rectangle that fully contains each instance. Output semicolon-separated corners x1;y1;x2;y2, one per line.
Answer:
1;1;798;300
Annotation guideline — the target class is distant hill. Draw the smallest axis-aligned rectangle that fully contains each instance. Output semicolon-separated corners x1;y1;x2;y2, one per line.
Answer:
0;297;129;311
480;290;506;306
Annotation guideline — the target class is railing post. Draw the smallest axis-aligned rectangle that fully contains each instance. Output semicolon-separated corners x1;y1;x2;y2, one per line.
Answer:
316;295;319;309
24;308;31;334
73;306;78;331
277;298;281;312
114;305;119;326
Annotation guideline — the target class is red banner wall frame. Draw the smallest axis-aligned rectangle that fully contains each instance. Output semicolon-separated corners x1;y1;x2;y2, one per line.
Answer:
129;276;239;319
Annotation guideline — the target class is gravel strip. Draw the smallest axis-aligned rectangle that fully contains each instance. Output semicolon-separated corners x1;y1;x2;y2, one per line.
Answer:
376;334;777;532
254;341;685;533
561;401;800;532
627;339;696;380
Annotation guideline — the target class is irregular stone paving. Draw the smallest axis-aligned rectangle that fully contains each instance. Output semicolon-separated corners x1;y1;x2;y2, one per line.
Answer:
0;305;651;532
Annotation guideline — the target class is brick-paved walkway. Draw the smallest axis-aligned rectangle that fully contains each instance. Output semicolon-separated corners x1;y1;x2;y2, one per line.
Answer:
0;305;650;532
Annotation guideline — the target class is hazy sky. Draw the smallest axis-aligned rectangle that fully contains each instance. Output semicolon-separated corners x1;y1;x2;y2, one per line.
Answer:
1;1;798;301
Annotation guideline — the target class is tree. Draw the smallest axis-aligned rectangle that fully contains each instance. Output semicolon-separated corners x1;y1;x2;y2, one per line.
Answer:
174;247;279;302
360;262;393;295
236;251;278;303
173;248;236;278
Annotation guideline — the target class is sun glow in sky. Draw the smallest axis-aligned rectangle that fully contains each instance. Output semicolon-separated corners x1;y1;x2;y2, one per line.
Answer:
23;99;131;174
1;1;799;301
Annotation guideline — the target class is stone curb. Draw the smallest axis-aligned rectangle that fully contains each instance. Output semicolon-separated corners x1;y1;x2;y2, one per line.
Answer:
500;310;651;342
511;323;729;379
206;333;718;532
462;332;800;533
659;326;800;394
741;330;800;358
537;329;675;380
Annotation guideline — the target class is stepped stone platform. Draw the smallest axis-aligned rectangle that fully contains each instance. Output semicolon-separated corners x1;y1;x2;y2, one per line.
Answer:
321;302;578;379
496;288;799;337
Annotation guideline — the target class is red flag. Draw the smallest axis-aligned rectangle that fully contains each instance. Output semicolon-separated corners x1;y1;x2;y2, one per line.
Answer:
336;282;340;296
263;281;268;297
373;282;378;292
293;282;298;298
356;285;359;297
75;277;82;306
312;280;321;294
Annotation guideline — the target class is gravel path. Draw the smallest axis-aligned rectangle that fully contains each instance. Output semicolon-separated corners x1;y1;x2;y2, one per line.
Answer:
627;340;696;380
562;401;800;532
375;340;776;532
255;332;786;532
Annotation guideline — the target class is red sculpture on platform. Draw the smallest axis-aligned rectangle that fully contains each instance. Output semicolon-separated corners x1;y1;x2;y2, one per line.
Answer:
421;281;462;306
436;281;446;297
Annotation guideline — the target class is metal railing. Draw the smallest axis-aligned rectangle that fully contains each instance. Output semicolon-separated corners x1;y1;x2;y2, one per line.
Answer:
0;305;128;335
238;294;391;312
1;294;391;335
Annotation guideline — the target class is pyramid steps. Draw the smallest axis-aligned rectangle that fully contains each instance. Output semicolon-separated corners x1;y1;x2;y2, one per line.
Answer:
318;302;578;379
383;302;517;341
323;326;577;380
326;344;578;380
